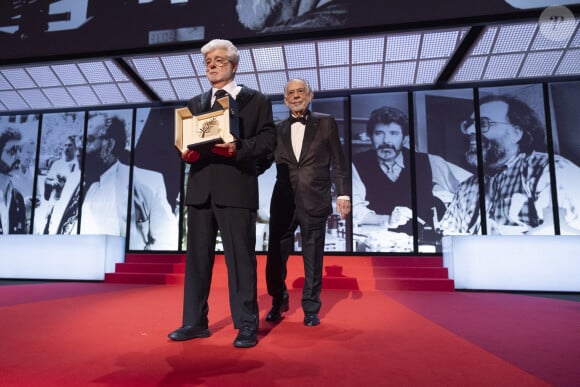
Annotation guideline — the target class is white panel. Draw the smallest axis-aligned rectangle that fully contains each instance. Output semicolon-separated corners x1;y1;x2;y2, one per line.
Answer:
386;34;420;61
420;30;459;59
43;87;76;108
161;54;195;78
452;56;487;82
519;51;562;77
571;28;580;47
237;49;255;73
416;59;446;84
118;82;150;103
253;46;285;71
26;66;61;87
0;235;125;281
190;52;207;75
556;49;580;75
78;61;113;83
352;36;384;64
287;69;319;90
67;85;100;106
352;64;382;89
472;27;498;55
484;53;525;79
531;27;573;50
257;71;287;95
318;40;349;66
285;43;317;69
105;61;129;82
52;64;87;86
19;89;52;109
172;78;202;101
384;61;416;86
233;73;259;90
131;57;167;80
147;79;177;100
0;90;30;110
493;23;537;53
93;83;125;104
320;66;349;90
0;73;12;90
1;68;36;88
442;235;580;291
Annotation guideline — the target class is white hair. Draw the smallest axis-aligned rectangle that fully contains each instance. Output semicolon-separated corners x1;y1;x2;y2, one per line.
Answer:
201;39;240;66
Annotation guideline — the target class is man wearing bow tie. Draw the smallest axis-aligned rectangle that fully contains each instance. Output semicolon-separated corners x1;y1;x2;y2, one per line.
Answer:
261;78;350;327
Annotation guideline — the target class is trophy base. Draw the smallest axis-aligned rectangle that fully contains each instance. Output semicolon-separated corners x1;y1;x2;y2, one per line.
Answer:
187;138;224;158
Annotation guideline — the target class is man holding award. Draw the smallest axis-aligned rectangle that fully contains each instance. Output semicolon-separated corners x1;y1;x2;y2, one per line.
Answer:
169;39;276;348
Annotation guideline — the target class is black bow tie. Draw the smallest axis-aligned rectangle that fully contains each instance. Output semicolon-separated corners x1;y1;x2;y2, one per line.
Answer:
289;115;307;125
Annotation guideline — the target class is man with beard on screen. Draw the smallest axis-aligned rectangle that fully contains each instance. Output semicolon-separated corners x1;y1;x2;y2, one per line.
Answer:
235;0;348;33
0;126;27;234
352;106;450;243
439;94;580;235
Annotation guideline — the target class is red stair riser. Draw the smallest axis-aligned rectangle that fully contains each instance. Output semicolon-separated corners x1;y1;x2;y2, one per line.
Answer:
107;254;454;291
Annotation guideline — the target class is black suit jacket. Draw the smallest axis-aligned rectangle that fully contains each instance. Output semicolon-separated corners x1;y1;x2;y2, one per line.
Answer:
269;112;350;217
184;86;276;210
0;186;26;234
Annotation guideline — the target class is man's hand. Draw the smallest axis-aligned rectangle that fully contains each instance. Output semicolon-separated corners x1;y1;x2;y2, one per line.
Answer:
211;142;236;158
336;198;351;219
181;149;200;163
389;206;413;228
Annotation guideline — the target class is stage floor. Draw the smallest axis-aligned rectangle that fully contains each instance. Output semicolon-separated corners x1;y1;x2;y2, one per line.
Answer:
1;278;579;386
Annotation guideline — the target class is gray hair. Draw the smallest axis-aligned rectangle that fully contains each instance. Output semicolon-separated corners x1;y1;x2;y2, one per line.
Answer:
201;39;240;66
284;78;312;95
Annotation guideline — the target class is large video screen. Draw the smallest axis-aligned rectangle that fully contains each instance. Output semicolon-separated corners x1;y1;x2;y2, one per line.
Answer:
0;0;540;62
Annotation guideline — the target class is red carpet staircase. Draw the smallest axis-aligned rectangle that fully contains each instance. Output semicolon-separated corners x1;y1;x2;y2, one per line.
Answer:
105;253;454;291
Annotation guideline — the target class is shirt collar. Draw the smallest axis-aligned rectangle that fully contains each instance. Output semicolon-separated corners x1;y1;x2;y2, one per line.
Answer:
213;81;240;99
385;151;405;169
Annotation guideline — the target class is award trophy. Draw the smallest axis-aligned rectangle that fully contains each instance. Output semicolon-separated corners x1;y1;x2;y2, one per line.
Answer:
174;96;236;157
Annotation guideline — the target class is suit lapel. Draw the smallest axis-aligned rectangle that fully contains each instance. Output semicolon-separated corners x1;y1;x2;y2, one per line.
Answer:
235;86;255;111
200;90;212;112
280;120;297;163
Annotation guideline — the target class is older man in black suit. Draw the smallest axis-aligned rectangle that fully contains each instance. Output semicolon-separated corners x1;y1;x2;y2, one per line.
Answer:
168;39;276;348
262;78;350;326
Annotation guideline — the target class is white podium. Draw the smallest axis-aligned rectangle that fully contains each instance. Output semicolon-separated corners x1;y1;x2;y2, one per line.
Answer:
442;235;580;291
0;235;125;281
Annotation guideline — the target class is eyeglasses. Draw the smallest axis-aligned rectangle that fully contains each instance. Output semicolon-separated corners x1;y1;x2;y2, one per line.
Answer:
204;57;230;68
460;117;512;134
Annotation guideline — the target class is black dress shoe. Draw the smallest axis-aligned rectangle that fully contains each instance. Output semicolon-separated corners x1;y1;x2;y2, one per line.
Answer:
233;325;257;348
265;306;283;322
304;313;320;327
265;294;290;322
168;325;210;341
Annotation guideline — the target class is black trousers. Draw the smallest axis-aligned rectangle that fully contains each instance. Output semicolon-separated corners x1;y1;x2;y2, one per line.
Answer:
181;199;258;330
266;204;327;314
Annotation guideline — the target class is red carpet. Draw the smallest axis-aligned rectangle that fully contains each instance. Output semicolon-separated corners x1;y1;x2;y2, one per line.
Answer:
1;263;578;386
